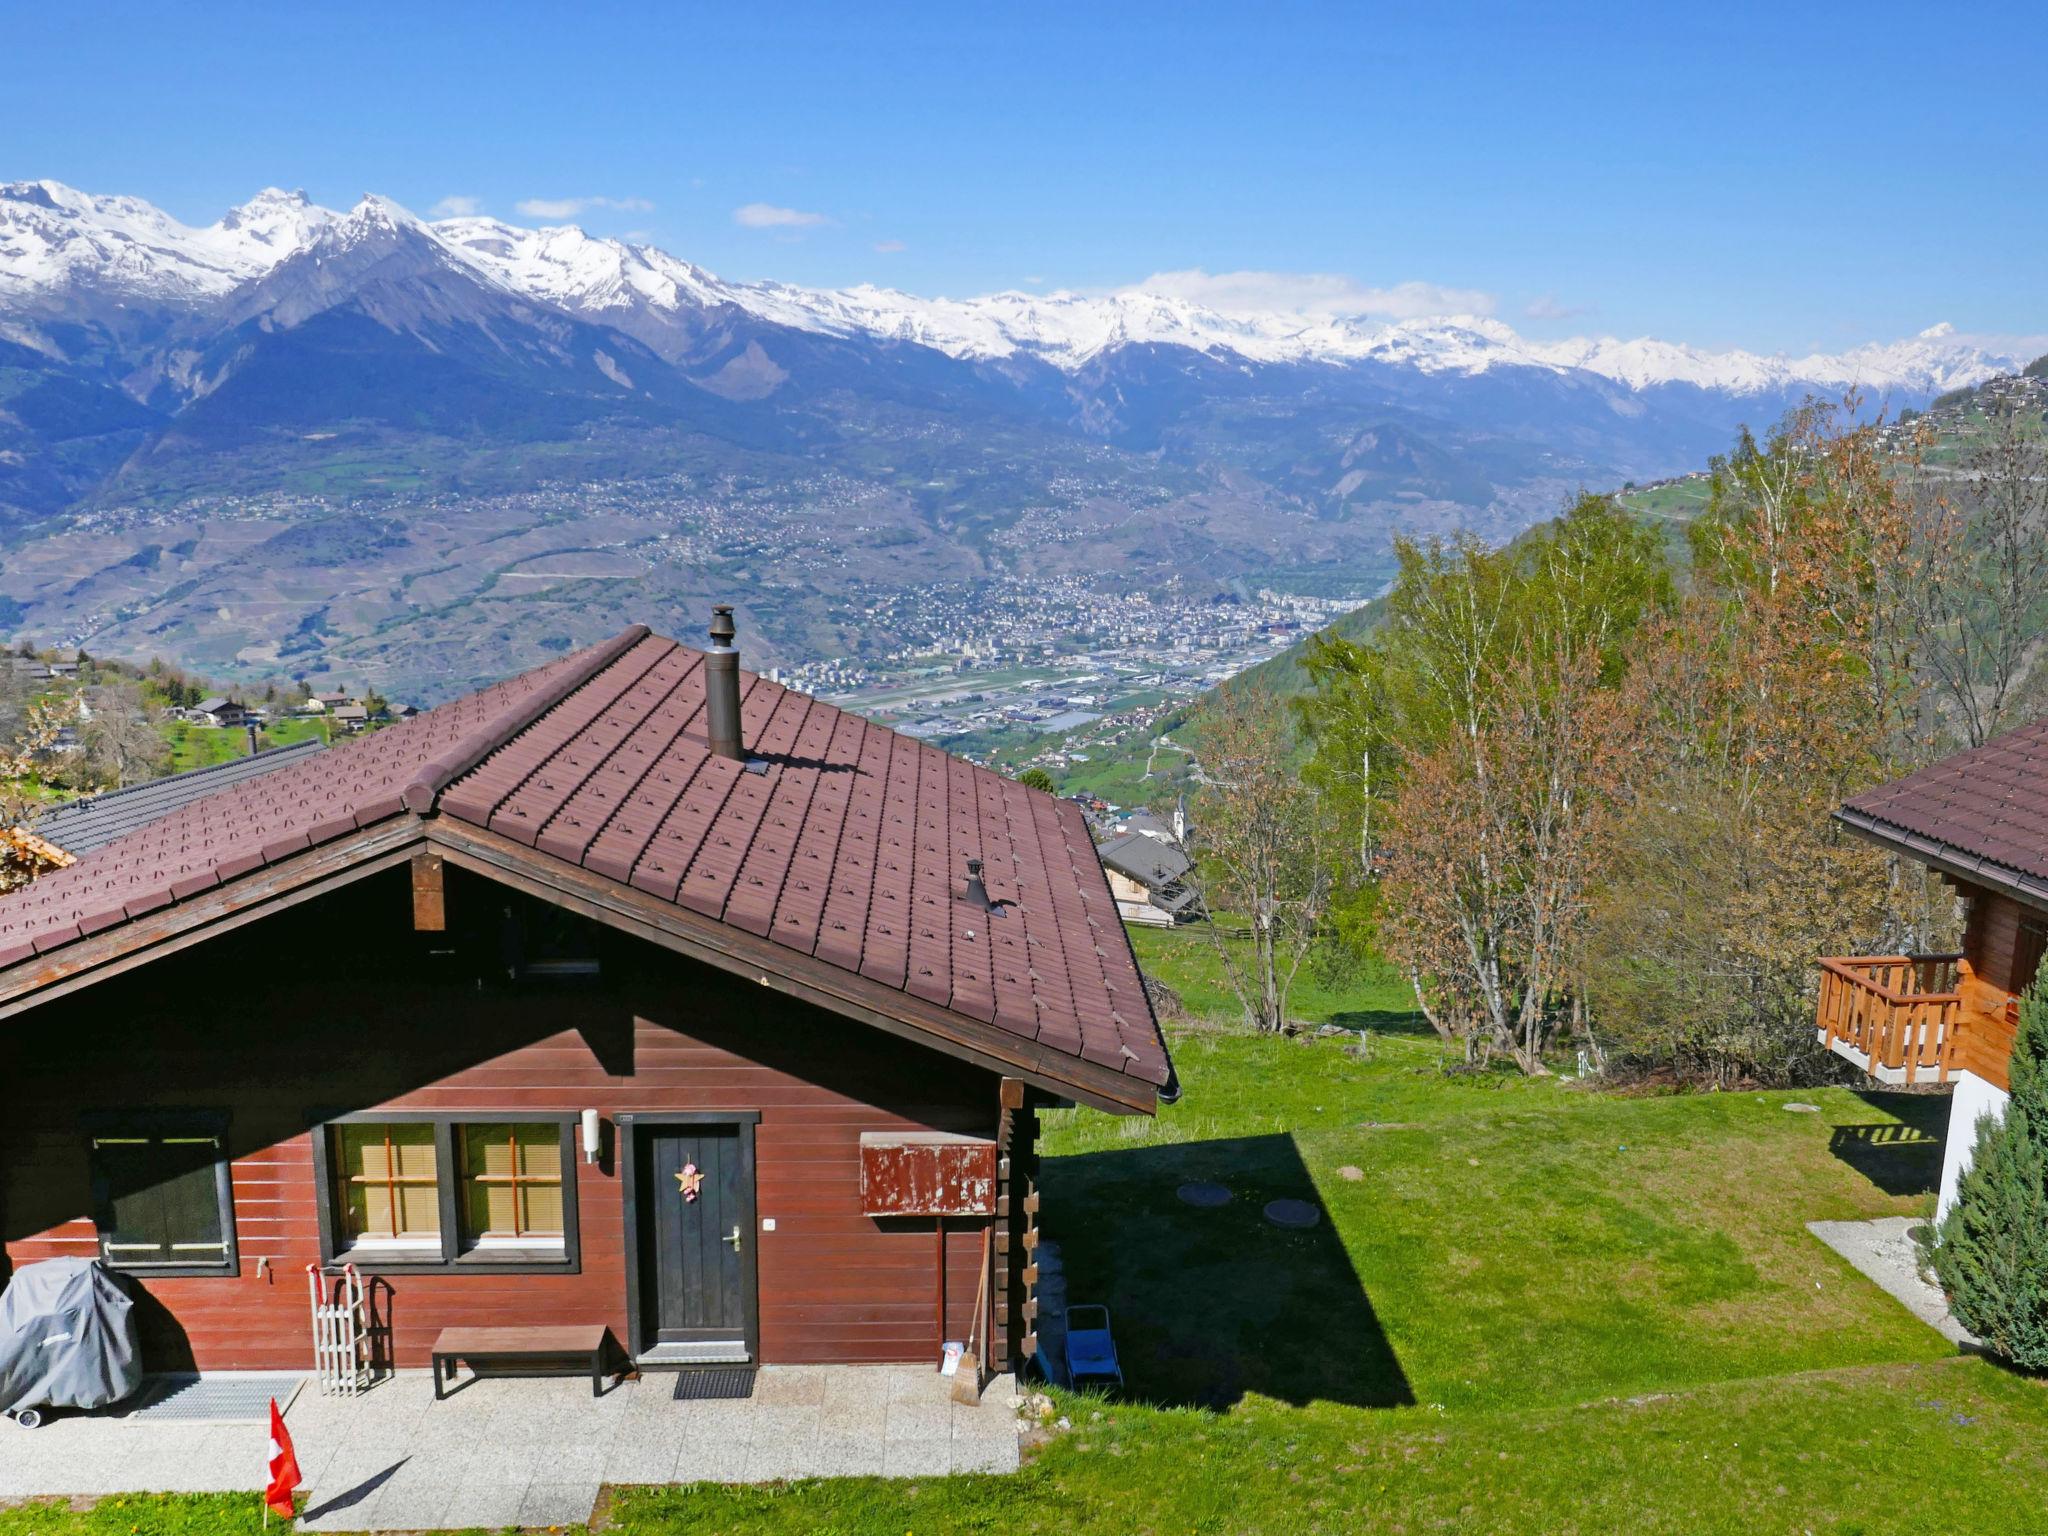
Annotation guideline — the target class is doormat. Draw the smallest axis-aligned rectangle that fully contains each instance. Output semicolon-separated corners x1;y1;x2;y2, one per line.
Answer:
672;1367;756;1401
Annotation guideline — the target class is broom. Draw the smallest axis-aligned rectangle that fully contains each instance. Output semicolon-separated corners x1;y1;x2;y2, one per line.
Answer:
951;1225;993;1404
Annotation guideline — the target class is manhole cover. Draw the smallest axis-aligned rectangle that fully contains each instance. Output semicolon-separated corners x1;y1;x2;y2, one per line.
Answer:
1264;1199;1321;1229
1177;1181;1233;1208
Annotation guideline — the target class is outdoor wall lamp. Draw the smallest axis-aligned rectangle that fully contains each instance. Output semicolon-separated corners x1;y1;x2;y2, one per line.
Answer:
580;1109;603;1165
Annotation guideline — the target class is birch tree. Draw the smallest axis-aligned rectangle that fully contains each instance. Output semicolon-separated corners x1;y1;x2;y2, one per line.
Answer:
1186;684;1331;1034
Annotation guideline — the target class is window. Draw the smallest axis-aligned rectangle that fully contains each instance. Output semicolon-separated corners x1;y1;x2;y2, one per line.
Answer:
461;1123;565;1251
336;1123;442;1254
313;1113;578;1272
85;1115;237;1277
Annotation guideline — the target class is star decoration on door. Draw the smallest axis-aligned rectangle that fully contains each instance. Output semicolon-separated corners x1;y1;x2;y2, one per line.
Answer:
676;1162;703;1202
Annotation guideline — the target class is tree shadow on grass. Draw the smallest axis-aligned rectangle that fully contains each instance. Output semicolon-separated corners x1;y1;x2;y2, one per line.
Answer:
1831;1090;1948;1198
1044;1132;1412;1411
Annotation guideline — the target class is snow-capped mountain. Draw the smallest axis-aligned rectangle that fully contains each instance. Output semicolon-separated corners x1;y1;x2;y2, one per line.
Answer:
0;179;334;305
3;179;2032;397
4;176;2043;555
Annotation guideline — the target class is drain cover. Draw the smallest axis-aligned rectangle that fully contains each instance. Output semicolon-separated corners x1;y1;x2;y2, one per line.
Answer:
1177;1181;1232;1207
672;1367;755;1401
1263;1199;1322;1229
113;1373;306;1423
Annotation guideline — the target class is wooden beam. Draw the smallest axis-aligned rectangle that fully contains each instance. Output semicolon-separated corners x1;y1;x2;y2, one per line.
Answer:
411;850;446;931
423;819;1157;1115
0;819;424;1020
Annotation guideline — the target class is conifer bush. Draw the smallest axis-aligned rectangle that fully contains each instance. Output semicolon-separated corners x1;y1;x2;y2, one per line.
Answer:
1933;984;2048;1369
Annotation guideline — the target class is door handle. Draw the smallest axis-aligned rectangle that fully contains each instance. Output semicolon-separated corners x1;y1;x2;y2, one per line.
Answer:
724;1224;743;1252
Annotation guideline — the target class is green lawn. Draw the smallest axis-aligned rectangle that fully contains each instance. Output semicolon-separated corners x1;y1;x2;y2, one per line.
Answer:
162;716;329;773
9;934;2046;1534
1125;924;1424;1034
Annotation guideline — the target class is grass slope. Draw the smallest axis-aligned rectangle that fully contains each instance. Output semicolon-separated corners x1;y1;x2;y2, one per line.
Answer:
9;940;2043;1535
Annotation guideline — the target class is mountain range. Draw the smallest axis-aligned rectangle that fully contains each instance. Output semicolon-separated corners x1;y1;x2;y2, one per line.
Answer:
0;179;2039;696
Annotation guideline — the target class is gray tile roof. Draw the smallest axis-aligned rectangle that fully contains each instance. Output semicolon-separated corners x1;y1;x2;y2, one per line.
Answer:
26;739;327;859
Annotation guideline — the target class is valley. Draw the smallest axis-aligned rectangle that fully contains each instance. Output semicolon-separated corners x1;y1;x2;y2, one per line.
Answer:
2;179;2038;717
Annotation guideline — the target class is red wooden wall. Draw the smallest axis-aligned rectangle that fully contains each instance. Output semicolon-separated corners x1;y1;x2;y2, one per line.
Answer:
1;865;1023;1372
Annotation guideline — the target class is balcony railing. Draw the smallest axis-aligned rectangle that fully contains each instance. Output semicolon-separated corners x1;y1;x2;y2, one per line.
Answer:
1815;954;1963;1084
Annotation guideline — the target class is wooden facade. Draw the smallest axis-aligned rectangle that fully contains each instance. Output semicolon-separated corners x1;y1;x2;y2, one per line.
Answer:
0;864;1038;1374
1816;879;2045;1092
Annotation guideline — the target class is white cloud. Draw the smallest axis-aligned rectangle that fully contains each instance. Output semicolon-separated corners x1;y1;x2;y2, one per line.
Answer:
514;195;654;220
1525;293;1595;322
1128;268;1496;321
429;194;484;218
733;202;832;230
872;238;907;254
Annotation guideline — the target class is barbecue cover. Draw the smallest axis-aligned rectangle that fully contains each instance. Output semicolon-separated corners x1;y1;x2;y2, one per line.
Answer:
0;1258;143;1414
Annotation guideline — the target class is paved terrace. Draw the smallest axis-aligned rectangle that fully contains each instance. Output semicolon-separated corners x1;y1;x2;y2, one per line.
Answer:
0;1367;1021;1532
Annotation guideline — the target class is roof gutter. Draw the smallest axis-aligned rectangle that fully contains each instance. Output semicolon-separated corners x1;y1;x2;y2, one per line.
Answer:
1833;806;2048;914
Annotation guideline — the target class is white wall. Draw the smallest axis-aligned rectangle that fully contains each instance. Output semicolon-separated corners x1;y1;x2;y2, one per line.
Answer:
1937;1070;2011;1224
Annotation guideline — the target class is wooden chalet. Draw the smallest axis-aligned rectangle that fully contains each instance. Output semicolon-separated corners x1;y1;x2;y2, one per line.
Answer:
1816;720;2048;1216
0;619;1173;1378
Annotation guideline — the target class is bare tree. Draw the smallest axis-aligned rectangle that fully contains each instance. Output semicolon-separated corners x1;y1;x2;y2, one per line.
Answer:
78;681;169;789
1908;402;2048;747
1186;684;1332;1034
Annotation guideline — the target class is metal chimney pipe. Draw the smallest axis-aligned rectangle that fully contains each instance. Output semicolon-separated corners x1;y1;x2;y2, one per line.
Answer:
705;605;744;761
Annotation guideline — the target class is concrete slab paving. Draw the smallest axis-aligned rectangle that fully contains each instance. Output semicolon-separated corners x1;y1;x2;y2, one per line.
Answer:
1808;1216;1978;1347
0;1365;1020;1528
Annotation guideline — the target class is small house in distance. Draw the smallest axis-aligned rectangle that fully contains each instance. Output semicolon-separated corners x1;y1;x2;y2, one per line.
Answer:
1097;831;1198;927
189;696;247;728
1815;721;2048;1218
0;619;1172;1378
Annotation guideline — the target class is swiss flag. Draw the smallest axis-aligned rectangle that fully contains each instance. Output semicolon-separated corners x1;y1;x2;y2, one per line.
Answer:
265;1398;302;1520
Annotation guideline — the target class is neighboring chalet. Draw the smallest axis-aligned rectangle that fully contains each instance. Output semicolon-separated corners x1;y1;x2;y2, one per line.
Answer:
1098;831;1197;927
0;620;1173;1378
1816;720;2048;1218
190;696;247;728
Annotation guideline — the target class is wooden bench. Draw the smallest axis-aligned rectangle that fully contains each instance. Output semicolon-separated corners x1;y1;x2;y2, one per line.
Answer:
430;1324;611;1399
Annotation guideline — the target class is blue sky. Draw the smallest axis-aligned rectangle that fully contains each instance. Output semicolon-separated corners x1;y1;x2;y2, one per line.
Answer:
8;0;2045;354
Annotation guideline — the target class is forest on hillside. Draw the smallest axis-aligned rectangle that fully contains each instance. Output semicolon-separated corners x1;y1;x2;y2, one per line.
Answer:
1187;389;2048;1086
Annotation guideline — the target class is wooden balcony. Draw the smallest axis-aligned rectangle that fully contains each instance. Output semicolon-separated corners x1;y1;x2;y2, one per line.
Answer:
1815;953;2015;1090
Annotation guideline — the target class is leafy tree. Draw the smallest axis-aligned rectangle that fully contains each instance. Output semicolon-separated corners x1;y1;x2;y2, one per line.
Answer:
1589;401;1947;1084
1933;986;2048;1369
1296;492;1670;1068
1016;767;1056;793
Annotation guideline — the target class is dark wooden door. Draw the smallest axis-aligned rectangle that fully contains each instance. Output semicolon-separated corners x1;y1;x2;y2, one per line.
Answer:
641;1125;752;1352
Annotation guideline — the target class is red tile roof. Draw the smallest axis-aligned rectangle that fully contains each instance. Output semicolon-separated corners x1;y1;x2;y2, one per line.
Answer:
1838;717;2048;905
0;626;1169;1089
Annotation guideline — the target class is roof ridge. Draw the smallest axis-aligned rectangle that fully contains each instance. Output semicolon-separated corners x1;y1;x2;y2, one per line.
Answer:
399;625;649;815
